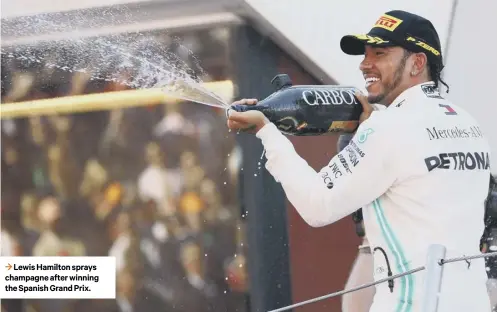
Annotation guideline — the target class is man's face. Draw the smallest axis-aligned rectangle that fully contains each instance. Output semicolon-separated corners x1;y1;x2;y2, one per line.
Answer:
360;46;412;105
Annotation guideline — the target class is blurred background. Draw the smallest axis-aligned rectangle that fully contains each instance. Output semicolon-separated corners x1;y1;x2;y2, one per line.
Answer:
1;1;496;312
1;25;251;312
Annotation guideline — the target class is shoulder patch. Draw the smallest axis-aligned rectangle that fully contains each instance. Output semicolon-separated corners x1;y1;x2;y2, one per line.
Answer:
357;128;375;143
421;84;443;99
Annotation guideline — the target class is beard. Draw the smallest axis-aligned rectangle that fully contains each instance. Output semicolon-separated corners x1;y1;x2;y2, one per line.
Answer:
368;54;409;104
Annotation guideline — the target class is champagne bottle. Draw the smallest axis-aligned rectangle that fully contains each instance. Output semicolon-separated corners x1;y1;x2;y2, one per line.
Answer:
228;74;363;135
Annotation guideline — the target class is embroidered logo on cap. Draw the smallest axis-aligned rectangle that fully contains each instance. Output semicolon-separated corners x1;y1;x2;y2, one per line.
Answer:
374;14;403;32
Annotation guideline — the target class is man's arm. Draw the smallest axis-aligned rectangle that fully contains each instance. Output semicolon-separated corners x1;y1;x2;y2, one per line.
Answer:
256;114;397;227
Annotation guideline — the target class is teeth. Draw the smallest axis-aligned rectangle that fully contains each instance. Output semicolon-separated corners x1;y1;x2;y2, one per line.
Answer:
365;77;380;88
365;77;380;83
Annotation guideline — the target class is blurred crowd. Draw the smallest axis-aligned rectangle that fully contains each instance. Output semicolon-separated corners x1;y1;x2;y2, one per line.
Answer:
1;31;250;312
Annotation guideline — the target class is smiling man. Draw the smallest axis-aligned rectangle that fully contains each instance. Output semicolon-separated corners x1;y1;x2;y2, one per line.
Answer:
227;10;492;312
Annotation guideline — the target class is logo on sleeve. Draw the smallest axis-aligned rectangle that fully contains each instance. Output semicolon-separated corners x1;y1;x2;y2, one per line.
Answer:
320;172;334;189
357;128;374;144
439;104;457;115
337;154;353;174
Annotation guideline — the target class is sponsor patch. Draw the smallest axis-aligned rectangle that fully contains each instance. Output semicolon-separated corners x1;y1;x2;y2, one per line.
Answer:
320;172;334;189
439;104;457;115
344;146;360;167
406;36;440;56
424;152;490;171
328;162;343;178
373;14;403;32
357;128;374;144
338;154;353;174
426;126;483;140
421;84;442;99
353;34;390;45
350;141;366;157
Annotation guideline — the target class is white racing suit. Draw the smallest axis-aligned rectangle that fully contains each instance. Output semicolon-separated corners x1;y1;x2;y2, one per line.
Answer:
255;82;492;312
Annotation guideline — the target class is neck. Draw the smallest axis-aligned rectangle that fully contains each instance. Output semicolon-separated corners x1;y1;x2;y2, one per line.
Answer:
384;77;431;106
409;76;432;89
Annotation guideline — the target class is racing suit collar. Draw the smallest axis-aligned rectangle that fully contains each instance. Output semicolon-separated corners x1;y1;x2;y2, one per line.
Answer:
389;81;437;109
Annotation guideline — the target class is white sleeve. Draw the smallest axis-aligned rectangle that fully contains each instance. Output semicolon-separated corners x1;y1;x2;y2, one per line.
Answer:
256;114;396;227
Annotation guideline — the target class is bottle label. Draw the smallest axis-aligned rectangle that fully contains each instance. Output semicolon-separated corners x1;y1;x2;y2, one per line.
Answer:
302;89;358;106
328;120;359;133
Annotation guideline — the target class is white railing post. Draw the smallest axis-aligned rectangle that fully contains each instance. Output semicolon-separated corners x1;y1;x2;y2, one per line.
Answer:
422;244;447;312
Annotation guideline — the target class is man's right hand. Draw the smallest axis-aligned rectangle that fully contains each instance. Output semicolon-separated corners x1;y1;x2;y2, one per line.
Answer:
227;98;269;134
355;92;375;124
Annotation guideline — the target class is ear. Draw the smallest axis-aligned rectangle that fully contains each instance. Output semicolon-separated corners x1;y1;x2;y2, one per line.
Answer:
412;52;429;76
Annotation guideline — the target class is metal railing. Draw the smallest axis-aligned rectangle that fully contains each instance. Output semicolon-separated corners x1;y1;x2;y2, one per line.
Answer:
268;245;497;312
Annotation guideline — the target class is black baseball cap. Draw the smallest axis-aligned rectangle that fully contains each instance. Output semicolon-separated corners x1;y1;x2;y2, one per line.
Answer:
340;10;443;66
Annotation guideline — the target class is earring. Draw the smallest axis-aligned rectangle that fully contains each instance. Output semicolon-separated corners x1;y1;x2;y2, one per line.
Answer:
411;71;417;76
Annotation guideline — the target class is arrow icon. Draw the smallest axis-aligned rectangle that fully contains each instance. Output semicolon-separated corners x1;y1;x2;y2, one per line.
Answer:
6;263;12;270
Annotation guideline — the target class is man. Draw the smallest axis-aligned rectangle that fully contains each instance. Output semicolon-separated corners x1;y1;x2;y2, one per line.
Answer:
341;225;375;312
227;10;492;312
341;177;497;312
338;130;376;312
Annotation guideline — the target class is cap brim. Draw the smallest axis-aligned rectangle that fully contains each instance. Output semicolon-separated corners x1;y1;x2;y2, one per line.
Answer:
340;34;395;55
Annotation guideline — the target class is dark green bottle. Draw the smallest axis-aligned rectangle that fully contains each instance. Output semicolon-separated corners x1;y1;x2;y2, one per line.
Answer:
228;74;363;136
